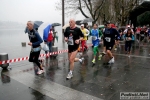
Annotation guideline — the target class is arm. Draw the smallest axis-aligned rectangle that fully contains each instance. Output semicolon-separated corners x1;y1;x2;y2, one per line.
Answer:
114;29;120;40
64;27;69;42
32;33;43;46
131;35;134;40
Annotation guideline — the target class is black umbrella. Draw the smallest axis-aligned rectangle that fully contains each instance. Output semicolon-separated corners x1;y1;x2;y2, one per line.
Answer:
51;23;61;27
76;20;82;25
24;21;43;33
80;18;94;24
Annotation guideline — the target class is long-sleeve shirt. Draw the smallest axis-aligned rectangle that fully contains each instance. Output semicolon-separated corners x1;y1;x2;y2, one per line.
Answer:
28;29;43;48
124;34;134;42
81;28;89;40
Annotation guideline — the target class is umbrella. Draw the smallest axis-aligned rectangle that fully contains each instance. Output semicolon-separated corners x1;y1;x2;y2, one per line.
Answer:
34;21;43;29
51;23;61;27
99;25;105;28
24;21;43;33
43;24;52;41
80;18;94;24
76;20;82;25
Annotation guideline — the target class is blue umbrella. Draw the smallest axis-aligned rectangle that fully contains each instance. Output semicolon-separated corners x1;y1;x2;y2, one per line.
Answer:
43;24;52;41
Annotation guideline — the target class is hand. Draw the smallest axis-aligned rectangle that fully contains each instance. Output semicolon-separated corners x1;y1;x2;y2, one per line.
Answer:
75;39;80;44
28;42;32;46
44;42;47;44
65;37;68;42
128;37;132;40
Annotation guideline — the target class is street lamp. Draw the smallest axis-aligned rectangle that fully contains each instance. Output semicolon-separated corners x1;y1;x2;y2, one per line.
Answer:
62;0;65;42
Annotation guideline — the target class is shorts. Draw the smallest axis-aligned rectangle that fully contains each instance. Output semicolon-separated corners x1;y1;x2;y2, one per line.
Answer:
68;45;79;53
104;41;114;51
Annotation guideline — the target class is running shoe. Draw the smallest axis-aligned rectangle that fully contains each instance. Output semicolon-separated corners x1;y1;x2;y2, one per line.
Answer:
37;70;44;75
98;55;102;60
108;57;115;64
66;72;73;79
92;59;96;64
102;52;106;55
79;58;84;64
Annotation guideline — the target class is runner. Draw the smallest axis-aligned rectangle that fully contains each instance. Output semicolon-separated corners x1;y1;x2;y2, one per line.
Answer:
90;24;102;64
140;27;146;44
64;19;84;79
102;24;107;55
103;22;120;63
135;26;141;42
148;28;150;42
80;24;89;52
27;21;44;75
124;28;134;57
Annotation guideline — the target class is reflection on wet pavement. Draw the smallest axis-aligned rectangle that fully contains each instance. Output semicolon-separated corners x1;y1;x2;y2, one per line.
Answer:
0;41;150;100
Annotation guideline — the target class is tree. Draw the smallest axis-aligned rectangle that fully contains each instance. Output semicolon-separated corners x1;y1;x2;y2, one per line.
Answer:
137;11;150;26
97;0;144;26
56;0;105;24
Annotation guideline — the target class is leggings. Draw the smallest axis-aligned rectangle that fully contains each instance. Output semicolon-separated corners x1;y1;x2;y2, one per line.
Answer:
125;41;132;52
29;50;43;70
81;40;88;52
93;46;99;56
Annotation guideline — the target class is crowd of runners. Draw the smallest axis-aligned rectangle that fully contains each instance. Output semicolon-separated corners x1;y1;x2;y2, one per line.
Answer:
26;19;150;79
64;19;150;79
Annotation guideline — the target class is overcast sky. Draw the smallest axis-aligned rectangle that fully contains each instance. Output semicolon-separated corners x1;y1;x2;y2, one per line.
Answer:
0;0;84;24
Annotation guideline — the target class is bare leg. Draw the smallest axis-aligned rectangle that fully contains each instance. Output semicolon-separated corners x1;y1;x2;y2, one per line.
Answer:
69;50;78;71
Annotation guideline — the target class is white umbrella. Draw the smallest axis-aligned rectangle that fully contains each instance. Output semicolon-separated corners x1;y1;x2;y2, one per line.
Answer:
80;18;94;24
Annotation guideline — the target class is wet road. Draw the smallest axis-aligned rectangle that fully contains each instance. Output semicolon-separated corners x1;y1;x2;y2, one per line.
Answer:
0;39;150;100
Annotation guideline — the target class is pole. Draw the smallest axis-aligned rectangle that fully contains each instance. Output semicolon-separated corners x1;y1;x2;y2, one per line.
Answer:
62;0;65;42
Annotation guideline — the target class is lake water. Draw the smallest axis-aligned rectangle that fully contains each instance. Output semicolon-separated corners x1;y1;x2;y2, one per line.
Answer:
0;26;66;59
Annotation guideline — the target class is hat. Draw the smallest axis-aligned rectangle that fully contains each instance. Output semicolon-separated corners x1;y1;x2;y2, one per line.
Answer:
81;24;84;27
127;25;130;28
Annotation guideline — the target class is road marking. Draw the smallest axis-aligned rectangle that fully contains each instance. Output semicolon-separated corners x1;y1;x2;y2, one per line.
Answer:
4;69;103;100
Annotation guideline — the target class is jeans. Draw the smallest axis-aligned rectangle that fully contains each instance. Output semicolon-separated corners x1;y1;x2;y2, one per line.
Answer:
45;42;52;54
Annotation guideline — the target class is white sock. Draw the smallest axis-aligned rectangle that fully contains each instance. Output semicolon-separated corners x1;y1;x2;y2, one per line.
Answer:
69;70;72;74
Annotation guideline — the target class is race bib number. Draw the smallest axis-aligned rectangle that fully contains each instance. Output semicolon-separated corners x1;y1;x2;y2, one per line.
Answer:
92;36;97;40
126;37;130;41
141;34;144;37
105;37;111;42
68;36;74;45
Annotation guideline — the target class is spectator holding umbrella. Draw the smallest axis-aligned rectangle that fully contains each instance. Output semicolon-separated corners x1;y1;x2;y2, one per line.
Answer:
43;25;54;57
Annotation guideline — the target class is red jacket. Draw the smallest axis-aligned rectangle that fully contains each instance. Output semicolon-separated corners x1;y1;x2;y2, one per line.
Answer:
47;31;53;42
